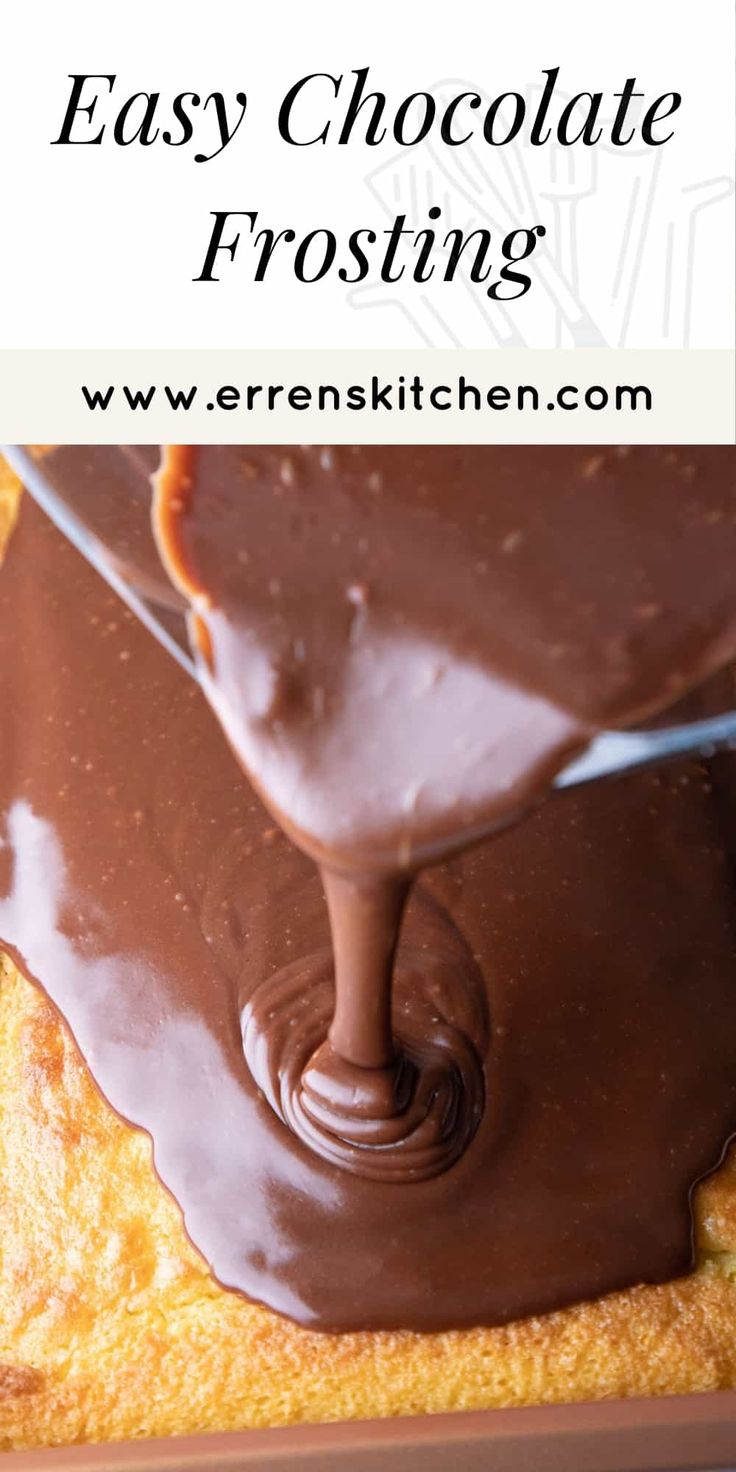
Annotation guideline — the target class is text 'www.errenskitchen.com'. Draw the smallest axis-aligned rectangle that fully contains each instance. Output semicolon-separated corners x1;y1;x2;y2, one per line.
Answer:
79;377;653;416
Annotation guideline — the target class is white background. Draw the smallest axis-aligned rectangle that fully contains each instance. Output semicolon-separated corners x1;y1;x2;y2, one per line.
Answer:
1;0;733;351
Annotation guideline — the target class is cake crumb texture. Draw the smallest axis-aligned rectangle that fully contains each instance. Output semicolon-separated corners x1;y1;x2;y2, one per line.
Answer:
1;952;736;1451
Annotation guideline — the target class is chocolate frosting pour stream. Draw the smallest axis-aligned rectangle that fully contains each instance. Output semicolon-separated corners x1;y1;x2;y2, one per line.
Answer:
153;445;736;1182
1;447;736;1331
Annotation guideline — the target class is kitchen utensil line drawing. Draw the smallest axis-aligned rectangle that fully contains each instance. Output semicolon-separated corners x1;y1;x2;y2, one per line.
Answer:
349;76;733;351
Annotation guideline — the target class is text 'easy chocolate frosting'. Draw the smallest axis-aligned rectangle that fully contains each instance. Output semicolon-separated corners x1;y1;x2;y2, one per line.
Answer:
1;445;736;1332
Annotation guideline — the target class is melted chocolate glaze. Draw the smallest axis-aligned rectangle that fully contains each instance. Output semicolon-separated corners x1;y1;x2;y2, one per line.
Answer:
154;447;736;864
153;445;736;1186
1;447;736;1331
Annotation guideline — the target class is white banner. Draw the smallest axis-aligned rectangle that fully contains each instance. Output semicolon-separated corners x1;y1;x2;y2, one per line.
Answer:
0;0;733;439
0;350;731;443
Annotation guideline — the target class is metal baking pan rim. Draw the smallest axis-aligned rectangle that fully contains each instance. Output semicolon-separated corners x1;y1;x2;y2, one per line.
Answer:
4;1387;736;1471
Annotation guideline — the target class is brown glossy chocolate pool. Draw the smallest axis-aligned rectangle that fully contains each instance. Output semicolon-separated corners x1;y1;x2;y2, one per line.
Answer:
1;445;736;1343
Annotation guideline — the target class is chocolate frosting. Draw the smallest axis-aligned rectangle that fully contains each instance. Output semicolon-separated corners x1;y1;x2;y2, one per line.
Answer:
153;444;736;1185
1;447;736;1332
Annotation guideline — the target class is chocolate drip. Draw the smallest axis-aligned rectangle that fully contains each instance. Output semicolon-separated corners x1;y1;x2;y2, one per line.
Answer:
242;872;488;1182
323;871;404;1071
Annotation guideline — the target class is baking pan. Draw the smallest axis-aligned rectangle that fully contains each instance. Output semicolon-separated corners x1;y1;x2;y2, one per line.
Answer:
6;1392;736;1471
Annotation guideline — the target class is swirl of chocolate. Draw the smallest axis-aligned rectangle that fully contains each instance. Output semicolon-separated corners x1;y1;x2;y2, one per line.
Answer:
242;929;488;1183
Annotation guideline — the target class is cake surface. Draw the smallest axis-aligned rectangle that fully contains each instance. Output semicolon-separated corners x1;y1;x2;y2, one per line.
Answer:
1;948;736;1452
1;457;736;1451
